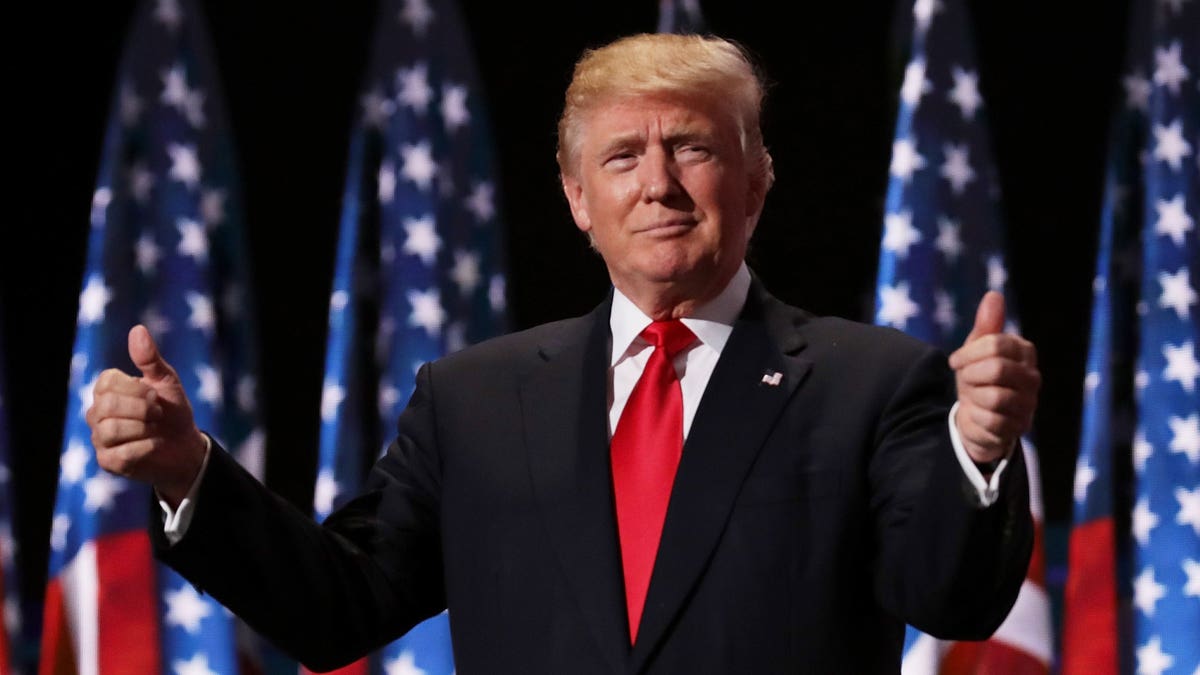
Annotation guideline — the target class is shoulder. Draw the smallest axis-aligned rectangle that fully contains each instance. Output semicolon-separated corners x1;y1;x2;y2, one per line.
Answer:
427;312;596;377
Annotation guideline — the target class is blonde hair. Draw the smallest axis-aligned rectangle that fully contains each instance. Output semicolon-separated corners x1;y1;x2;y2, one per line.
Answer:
556;33;774;191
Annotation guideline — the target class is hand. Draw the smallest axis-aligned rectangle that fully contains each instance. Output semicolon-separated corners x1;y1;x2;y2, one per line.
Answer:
947;291;1040;464
86;325;208;506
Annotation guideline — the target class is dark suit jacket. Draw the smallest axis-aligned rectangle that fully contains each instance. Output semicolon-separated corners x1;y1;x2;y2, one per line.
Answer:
154;281;1032;674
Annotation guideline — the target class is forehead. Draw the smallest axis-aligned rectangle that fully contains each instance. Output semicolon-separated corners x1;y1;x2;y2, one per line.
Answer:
577;93;735;147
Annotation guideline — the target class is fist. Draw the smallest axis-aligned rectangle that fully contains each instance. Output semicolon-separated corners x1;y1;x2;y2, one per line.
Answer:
947;291;1040;465
86;325;207;506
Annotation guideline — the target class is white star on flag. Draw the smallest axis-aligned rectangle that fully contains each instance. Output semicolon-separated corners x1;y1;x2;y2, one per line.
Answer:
947;67;982;119
882;211;922;257
120;83;143;127
361;88;396;129
1177;486;1200;534
1158;267;1197;318
1132;498;1159;546
1134;430;1154;473
164;584;212;634
1168;414;1200;463
91;187;112;227
396;63;434;113
1124;72;1153;111
1162;341;1200;392
986;256;1008;292
321;381;346;423
1183;559;1200;598
451;250;481;294
1074;460;1096;502
1133;566;1167;616
1152;119;1193;171
186;292;216;334
1155;194;1194;246
83;473;125;512
911;0;941;32
403;215;442;265
400;141;438;191
441;83;470;132
136;233;161;273
378;382;401;416
935;218;963;261
313;469;341;519
934;290;956;332
876;282;920;329
49;514;70;551
195;364;223;407
378;160;397;204
129;162;156;203
399;0;435;36
489;275;506;313
940;143;975;194
142;305;172;338
466;182;495;222
78;274;113;325
154;0;182;32
201;189;225;228
77;372;99;420
177;218;208;261
1136;636;1175;675
161;64;190;109
166;143;202;189
889;138;926;182
173;652;218;675
60;441;90;484
900;59;931;107
408;288;446;337
384;650;428;675
1153;40;1190;94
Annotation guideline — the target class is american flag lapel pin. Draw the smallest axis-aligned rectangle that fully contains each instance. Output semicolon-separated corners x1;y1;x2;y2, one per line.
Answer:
761;370;783;386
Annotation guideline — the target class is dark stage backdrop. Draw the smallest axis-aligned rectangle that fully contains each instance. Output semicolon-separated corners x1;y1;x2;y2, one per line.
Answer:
1;0;1127;622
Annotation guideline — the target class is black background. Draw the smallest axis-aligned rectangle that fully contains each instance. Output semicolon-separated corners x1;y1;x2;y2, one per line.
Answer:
2;0;1128;631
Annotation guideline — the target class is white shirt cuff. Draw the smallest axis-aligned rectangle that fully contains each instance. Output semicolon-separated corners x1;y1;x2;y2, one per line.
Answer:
947;401;1010;508
158;434;212;545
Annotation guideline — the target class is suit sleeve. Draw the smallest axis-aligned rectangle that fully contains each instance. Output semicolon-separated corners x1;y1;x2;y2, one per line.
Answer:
152;363;446;671
867;345;1033;640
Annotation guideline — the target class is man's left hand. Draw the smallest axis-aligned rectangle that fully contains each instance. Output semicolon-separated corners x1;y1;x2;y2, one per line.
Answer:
948;291;1041;464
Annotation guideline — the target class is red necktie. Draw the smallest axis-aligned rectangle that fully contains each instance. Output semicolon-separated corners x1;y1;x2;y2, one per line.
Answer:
610;319;696;644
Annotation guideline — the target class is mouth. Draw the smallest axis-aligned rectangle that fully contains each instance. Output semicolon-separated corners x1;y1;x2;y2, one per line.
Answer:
637;218;697;236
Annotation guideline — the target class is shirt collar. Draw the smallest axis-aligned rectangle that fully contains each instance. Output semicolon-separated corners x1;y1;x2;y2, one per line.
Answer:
609;263;751;366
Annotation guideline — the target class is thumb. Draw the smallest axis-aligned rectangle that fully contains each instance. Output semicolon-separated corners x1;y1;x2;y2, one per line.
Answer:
128;325;177;385
964;291;1006;344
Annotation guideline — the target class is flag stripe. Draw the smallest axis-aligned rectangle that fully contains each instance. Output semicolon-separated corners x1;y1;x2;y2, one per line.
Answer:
1062;519;1119;675
96;533;160;675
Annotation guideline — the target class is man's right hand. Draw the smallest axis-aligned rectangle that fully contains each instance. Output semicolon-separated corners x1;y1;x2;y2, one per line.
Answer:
86;325;208;507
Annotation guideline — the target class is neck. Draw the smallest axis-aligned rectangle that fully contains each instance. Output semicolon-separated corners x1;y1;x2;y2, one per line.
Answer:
614;266;742;321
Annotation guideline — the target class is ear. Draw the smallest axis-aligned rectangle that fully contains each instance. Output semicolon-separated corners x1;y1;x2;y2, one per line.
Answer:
743;173;769;239
561;175;592;233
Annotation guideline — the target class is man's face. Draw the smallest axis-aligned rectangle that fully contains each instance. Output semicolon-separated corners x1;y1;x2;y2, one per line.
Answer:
561;94;764;309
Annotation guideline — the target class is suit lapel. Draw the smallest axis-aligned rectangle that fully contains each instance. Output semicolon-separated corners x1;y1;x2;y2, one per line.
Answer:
519;299;628;670
631;284;813;671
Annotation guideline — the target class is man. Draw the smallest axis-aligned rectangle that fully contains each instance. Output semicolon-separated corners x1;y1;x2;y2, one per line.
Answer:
88;33;1039;673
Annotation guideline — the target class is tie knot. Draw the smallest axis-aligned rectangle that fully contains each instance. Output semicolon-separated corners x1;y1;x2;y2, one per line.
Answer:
641;320;696;358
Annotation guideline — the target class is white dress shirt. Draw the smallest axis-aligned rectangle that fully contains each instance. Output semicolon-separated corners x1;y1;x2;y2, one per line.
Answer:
163;263;1008;543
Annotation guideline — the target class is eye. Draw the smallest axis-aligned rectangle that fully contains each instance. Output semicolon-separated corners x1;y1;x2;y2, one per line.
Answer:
676;144;712;162
603;152;638;171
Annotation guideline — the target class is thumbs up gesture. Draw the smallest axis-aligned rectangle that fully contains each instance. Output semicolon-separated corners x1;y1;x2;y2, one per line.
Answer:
86;325;207;506
947;292;1041;464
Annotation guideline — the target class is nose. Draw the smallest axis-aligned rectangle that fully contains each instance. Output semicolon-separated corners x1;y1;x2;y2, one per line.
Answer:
639;146;678;203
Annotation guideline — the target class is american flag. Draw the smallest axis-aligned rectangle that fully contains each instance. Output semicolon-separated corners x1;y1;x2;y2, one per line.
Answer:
873;0;1052;672
656;0;707;34
1065;1;1200;674
309;0;507;674
0;327;29;675
39;0;267;673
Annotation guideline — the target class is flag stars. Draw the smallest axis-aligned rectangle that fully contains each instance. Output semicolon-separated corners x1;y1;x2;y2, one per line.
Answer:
403;215;442;265
1157;267;1197;319
78;372;99;420
195;365;222;408
186;292;216;335
466;181;495;222
1154;194;1194;246
91;187;112;227
947;67;983;119
934;290;956;333
396;64;434;113
201;190;226;228
78;275;113;325
173;653;218;675
164;585;212;634
60;441;90;484
1153;119;1193;171
1132;498;1159;547
1162;341;1200;392
876;282;920;329
1123;72;1152;111
50;514;70;551
940;143;975;194
119;83;143;126
1177;486;1200;534
1168;414;1200;464
934;218;963;261
1133;566;1167;617
167;143;202;189
889;138;926;182
379;160;397;204
1134;430;1153;473
129;163;156;204
378;382;401;416
441;83;470;133
899;59;931;107
451;250;481;295
1084;371;1101;396
136;233;161;274
83;473;124;512
154;0;182;32
142;305;172;338
408;288;446;337
882;211;922;257
1136;636;1174;675
383;650;427;675
177;219;209;261
400;141;438;191
329;290;349;314
986;256;1008;292
313;468;341;518
361;87;396;129
237;376;257;414
911;0;941;32
320;381;346;423
399;0;435;37
489;275;506;313
1183;558;1200;598
1153;41;1190;95
1074;458;1096;503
